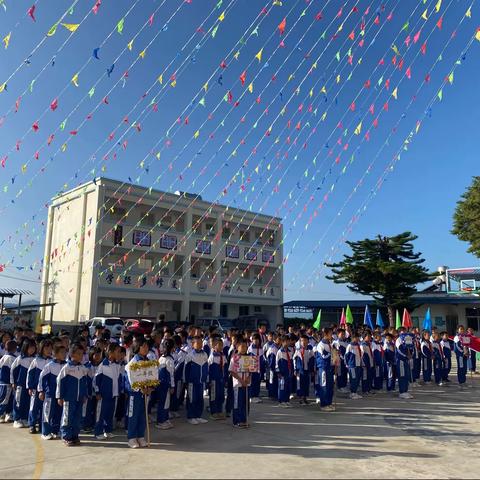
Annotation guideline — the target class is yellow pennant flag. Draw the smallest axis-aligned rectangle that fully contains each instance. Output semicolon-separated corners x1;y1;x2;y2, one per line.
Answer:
476;30;480;41
170;79;176;88
321;111;327;121
3;32;11;49
234;51;240;60
61;23;80;32
336;74;340;84
71;73;79;87
21;164;27;173
203;81;208;92
435;0;442;13
127;39;134;50
139;49;146;59
0;82;6;93
309;89;313;98
448;72;454;84
465;6;472;17
421;9;428;20
255;48;263;62
248;82;253;93
416;121;421;134
354;122;362;135
218;11;225;21
194;130;200;139
321;85;327;94
392;87;398;99
158;74;163;84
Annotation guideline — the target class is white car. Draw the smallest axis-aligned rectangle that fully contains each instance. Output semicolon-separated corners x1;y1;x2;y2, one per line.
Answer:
86;317;124;338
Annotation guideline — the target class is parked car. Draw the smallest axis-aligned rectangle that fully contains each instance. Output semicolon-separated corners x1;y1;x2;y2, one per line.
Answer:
235;314;271;332
196;317;236;334
85;317;124;338
124;318;155;336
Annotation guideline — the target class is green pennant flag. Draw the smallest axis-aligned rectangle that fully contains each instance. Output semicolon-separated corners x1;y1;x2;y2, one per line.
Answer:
117;18;125;34
345;304;354;325
395;310;402;329
313;310;321;329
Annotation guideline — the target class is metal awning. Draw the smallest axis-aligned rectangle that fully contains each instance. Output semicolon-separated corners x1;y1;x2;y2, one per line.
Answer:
0;288;34;297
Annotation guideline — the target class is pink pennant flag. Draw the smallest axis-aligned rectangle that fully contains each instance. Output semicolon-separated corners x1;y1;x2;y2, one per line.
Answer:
92;1;101;14
32;121;39;132
149;13;154;26
369;104;375;114
50;98;58;111
1;156;7;168
413;30;421;43
387;11;393;21
340;308;346;326
405;67;411;79
421;42;427;55
27;5;36;22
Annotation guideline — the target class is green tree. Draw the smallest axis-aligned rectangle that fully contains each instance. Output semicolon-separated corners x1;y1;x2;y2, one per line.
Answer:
326;232;430;327
452;176;480;258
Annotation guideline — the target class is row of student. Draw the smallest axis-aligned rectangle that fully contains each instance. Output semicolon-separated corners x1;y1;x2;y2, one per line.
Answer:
0;323;475;448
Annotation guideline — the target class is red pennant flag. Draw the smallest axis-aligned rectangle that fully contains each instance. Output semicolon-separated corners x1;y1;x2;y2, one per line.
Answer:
402;309;413;328
364;79;371;89
421;42;427;55
50;98;58;111
92;1;101;14
336;7;343;17
373;118;379;128
278;17;286;35
349;102;355;111
383;102;389;111
220;60;227;69
406;67;411;79
239;70;246;86
315;12;323;21
374;15;380;25
436;16;443;29
27;5;36;21
32;121;39;132
369;104;375;115
348;30;354;40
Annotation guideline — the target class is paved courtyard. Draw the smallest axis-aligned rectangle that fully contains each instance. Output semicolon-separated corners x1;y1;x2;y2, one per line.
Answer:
1;377;480;479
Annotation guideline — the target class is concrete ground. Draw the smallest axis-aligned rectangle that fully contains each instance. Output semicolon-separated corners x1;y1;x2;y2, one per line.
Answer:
1;377;480;479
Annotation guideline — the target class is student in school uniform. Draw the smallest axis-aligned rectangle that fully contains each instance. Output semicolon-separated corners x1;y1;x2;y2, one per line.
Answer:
170;335;186;418
247;333;263;404
431;332;444;386
315;328;335;411
420;331;433;384
360;332;374;395
467;327;477;375
37;344;67;440
0;340;17;423
383;333;396;391
371;333;384;391
184;336;209;425
454;325;470;388
125;338;151;449
11;338;37;428
276;335;294;408
82;347;103;433
440;331;452;383
262;332;275;396
155;338;175;430
332;329;349;393
266;334;280;400
27;339;53;434
208;337;225;420
345;332;362;399
225;333;242;417
293;334;314;404
396;328;413;399
56;343;88;446
228;337;252;429
94;343;121;439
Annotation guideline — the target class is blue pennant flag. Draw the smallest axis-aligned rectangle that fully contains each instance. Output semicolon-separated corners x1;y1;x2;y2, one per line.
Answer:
423;307;432;333
376;309;384;328
364;305;374;329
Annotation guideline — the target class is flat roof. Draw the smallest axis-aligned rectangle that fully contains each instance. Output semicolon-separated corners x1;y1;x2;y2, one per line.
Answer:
53;177;283;224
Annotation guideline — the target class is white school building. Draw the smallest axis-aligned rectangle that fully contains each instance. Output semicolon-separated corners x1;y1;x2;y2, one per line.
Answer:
40;178;284;326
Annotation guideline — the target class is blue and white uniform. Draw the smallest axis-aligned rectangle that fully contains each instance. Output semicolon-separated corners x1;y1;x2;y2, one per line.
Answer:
184;349;208;419
420;339;433;383
332;338;348;390
11;355;35;423
440;338;452;381
293;345;314;398
360;341;374;394
432;340;444;385
247;344;263;399
38;359;65;436
125;354;147;441
27;356;49;428
0;352;16;418
345;342;362;394
208;351;225;415
276;347;293;403
265;343;279;399
56;361;88;441
454;334;469;385
94;358;121;437
395;334;411;394
157;354;175;424
383;340;396;391
315;340;333;407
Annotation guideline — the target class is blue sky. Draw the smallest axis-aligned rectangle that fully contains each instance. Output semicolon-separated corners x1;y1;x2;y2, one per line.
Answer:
0;0;478;302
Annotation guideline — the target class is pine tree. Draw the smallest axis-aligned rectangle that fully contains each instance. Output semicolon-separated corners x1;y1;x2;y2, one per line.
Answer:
326;232;430;326
452;176;480;258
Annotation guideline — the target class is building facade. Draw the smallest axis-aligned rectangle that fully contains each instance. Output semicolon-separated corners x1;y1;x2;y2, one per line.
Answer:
40;178;284;325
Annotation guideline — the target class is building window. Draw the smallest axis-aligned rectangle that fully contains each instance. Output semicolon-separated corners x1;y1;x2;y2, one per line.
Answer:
140;211;155;227
104;299;121;315
136;301;151;316
132;230;151;247
262;250;275;263
220;305;228;317
226;245;239;258
244;248;257;261
138;257;153;270
203;303;213;311
239;305;249;316
160;235;177;250
114;225;123;246
239;229;249;242
222;227;231;239
205;223;215;236
254;306;262;313
195;240;212;255
466;308;480;332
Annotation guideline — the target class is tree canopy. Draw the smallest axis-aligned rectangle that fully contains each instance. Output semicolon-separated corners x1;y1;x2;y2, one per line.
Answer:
452;176;480;258
326;232;430;326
